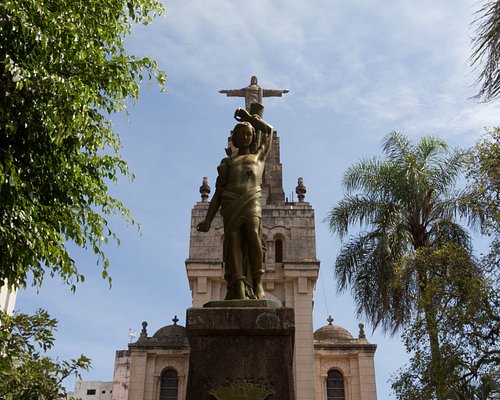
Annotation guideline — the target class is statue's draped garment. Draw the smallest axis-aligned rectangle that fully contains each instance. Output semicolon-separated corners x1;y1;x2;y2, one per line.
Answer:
217;158;265;299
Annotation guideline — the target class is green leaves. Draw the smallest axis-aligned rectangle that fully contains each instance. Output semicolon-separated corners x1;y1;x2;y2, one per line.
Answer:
0;0;165;290
465;128;500;236
0;309;91;400
391;244;499;399
0;2;162;394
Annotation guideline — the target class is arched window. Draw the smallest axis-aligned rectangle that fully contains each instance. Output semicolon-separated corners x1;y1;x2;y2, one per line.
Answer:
159;369;178;400
275;238;283;263
326;369;345;400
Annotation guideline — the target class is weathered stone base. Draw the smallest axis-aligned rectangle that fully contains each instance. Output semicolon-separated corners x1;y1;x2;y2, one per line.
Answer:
203;299;281;308
185;307;295;400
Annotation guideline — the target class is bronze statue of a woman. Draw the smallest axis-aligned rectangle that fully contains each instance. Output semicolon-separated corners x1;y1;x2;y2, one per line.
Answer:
196;104;273;300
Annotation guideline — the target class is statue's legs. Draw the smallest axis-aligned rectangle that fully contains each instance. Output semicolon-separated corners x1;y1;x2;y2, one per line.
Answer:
245;217;265;299
228;230;246;299
226;216;265;300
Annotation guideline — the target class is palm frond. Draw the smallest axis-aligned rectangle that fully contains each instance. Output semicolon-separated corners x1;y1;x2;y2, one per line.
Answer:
429;220;472;251
430;148;467;196
342;157;385;193
433;194;479;231
336;229;417;333
327;194;380;239
470;0;500;101
383;131;414;164
417;136;448;166
334;231;376;291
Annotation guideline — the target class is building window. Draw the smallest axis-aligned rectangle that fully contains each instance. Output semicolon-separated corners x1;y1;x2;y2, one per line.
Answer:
275;238;283;262
326;370;345;400
159;369;178;400
86;389;96;395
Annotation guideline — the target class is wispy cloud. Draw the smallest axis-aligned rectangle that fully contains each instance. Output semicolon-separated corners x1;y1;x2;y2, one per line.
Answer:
128;0;500;137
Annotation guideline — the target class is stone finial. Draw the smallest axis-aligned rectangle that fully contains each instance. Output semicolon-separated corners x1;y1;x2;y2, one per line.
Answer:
199;177;211;202
172;315;179;325
295;177;306;202
358;323;366;338
140;321;148;338
327;315;334;326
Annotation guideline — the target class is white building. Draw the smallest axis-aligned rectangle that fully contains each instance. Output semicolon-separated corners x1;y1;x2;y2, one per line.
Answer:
0;285;17;315
71;380;114;400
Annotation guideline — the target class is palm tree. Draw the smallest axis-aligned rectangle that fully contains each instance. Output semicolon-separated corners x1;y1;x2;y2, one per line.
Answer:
327;131;473;399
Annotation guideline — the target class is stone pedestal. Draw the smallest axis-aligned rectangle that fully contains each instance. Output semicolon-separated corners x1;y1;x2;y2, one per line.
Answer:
186;307;295;400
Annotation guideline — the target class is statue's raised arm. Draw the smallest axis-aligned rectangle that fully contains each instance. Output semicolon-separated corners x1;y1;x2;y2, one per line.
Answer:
234;106;274;158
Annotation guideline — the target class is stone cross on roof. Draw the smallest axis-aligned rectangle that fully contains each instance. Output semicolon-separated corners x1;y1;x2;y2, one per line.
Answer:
219;75;289;111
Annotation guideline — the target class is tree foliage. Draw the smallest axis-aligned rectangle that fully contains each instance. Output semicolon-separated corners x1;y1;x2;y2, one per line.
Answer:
327;132;481;399
391;244;499;399
0;0;166;290
386;130;500;399
471;0;500;102
327;131;472;333
0;308;91;399
466;128;500;237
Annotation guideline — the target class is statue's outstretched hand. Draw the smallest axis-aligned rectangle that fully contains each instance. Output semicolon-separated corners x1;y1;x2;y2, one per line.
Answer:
197;220;211;232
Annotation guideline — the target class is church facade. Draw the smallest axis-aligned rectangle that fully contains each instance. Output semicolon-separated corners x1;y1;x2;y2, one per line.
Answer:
111;82;377;400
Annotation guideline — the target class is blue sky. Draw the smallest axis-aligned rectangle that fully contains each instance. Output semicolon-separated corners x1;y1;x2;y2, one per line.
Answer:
16;1;500;398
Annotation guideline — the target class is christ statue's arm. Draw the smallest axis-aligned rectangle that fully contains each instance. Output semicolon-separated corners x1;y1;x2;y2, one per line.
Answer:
219;89;246;97
262;89;289;97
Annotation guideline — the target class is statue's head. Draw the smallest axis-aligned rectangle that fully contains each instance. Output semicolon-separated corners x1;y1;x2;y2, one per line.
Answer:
231;122;255;148
250;76;258;85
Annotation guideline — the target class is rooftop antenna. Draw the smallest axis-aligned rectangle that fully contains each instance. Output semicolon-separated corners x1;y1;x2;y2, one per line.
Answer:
320;268;330;320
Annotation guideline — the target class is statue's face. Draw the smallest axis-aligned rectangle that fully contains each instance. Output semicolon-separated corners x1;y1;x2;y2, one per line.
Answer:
232;124;254;148
250;76;258;85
